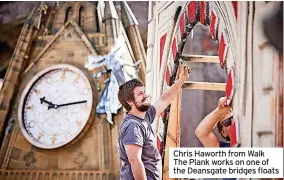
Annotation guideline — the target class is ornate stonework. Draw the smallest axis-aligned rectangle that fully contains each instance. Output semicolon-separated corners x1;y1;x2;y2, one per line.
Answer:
0;2;146;179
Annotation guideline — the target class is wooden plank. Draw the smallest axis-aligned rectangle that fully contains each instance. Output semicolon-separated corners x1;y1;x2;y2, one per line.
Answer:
163;91;181;180
181;54;219;63
182;81;226;91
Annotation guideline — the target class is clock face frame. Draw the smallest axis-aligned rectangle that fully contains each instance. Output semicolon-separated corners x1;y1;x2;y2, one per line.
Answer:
18;64;94;149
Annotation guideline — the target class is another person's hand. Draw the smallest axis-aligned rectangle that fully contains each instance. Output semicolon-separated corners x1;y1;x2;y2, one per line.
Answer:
216;97;232;121
217;97;227;109
177;60;190;81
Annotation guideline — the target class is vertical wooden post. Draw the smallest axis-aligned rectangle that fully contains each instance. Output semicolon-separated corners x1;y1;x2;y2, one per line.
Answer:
162;91;181;180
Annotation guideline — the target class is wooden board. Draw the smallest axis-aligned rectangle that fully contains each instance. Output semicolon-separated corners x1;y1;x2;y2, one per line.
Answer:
182;81;226;91
181;54;219;63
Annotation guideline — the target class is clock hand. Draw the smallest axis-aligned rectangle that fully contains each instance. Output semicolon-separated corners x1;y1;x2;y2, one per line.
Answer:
40;97;55;110
55;100;87;109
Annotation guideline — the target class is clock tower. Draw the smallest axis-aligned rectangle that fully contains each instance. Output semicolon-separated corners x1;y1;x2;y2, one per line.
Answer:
0;2;146;179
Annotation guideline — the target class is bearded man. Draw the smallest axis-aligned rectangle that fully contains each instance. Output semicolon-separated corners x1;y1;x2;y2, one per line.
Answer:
117;63;190;180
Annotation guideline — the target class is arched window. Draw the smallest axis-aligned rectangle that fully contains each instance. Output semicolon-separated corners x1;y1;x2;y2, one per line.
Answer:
64;7;73;23
95;8;100;32
79;6;85;28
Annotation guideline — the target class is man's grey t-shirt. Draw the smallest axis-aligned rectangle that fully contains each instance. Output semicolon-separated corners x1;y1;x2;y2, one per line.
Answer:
118;105;162;180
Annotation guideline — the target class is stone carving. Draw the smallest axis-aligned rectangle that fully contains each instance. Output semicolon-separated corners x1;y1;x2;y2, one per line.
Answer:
74;152;87;168
22;151;36;168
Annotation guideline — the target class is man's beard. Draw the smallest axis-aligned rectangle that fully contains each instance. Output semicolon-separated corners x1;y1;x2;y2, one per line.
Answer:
134;98;150;112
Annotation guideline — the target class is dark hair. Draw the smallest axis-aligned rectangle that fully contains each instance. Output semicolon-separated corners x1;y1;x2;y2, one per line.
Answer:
118;79;144;112
217;121;230;141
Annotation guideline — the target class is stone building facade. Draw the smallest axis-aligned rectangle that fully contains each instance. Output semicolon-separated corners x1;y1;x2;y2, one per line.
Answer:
0;2;146;179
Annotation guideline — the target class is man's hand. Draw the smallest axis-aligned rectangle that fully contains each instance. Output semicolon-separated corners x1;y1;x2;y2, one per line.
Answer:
152;61;191;119
176;60;191;82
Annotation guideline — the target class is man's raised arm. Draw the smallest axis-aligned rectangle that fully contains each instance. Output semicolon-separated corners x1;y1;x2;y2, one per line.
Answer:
153;62;190;118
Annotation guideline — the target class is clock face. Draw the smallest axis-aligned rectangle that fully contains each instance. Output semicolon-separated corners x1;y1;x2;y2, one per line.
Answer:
18;64;93;149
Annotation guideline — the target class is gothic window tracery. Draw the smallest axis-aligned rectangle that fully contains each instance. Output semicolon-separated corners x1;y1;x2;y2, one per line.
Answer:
65;6;73;23
79;6;85;28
